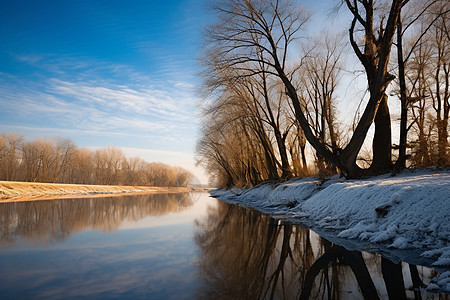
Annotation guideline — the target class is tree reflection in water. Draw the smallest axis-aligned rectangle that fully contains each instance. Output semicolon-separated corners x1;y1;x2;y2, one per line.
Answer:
195;201;444;300
0;193;193;245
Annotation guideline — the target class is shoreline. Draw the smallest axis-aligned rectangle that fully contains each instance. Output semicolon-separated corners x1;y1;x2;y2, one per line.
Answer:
0;181;196;203
211;168;450;293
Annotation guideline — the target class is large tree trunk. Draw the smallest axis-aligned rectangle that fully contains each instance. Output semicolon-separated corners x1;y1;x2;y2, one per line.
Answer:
337;0;402;177
369;94;392;174
274;130;292;178
283;0;401;178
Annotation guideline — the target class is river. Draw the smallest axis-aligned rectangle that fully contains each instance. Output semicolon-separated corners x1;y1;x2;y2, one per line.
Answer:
0;192;446;299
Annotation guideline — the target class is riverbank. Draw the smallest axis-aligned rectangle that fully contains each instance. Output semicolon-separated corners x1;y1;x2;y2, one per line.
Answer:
0;181;193;202
211;168;450;293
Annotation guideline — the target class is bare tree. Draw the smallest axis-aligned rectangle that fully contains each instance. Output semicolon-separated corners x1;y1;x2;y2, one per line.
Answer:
54;138;77;183
93;147;124;185
21;140;41;182
121;156;147;186
301;33;344;175
68;147;94;184
1;133;193;187
394;2;449;168
0;133;23;181
202;40;297;180
430;6;450;166
197;112;265;187
336;0;407;175
286;120;309;175
394;0;449;169
203;0;405;178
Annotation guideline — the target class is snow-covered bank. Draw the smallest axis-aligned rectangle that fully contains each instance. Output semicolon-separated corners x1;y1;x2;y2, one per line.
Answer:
211;169;450;293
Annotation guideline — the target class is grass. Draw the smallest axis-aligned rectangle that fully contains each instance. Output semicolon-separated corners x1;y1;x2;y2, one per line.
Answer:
0;181;192;202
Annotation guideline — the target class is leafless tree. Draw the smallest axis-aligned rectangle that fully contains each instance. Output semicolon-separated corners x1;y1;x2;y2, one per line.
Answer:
394;0;449;169
301;33;345;175
202;0;406;178
68;147;94;184
94;147;124;185
429;5;450;166
1;133;193;187
196;108;269;187
0;133;23;181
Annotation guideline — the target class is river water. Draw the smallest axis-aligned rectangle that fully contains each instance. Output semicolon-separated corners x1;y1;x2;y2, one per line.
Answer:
0;192;446;299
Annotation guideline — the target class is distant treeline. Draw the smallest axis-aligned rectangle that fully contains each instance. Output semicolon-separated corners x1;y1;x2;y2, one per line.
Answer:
0;133;193;187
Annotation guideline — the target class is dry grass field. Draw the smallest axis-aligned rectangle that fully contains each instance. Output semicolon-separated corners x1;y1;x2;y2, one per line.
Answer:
0;181;192;202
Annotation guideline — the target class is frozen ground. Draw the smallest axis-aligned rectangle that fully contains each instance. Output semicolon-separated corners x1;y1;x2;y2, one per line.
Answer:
210;168;450;293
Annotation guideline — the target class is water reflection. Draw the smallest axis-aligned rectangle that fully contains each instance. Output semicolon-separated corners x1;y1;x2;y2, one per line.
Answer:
0;193;193;245
195;201;446;300
0;194;446;299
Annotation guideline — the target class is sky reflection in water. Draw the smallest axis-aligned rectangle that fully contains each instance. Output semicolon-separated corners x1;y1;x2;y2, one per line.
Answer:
0;192;445;299
0;192;211;299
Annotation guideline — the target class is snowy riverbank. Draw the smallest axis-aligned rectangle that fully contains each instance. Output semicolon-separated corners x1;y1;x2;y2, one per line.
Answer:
210;168;450;293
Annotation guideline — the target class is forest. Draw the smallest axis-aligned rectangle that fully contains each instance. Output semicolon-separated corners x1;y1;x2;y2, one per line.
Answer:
196;0;449;187
0;133;193;187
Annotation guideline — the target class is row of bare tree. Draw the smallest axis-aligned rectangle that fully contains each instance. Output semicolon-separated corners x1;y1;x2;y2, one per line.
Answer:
0;133;193;187
196;0;449;187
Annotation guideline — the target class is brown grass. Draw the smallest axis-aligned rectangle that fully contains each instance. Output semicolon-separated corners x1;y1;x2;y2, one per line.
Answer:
0;181;193;203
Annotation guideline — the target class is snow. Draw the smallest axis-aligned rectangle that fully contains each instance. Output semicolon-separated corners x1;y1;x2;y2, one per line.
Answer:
427;271;450;293
210;168;450;293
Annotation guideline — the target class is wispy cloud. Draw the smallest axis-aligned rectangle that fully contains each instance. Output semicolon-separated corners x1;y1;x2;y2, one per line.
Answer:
0;55;201;152
0;0;208;179
46;78;197;122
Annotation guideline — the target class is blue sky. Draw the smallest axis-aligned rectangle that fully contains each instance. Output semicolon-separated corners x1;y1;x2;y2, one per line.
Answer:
0;0;210;181
0;0;341;184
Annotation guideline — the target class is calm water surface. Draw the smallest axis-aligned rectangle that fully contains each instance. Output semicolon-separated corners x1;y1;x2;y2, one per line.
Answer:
0;192;446;299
